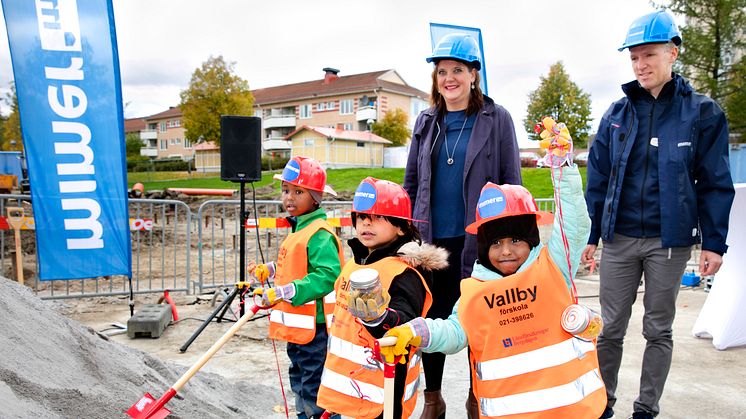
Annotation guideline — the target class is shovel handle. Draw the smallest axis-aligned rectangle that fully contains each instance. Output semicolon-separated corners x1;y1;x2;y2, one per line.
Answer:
377;336;397;347
173;304;260;391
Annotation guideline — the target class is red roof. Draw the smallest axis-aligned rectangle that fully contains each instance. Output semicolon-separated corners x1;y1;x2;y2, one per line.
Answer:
193;141;219;151
145;107;182;121
252;70;428;105
287;125;392;144
124;118;146;133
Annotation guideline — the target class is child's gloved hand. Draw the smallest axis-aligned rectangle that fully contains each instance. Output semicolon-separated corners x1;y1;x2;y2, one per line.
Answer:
346;289;391;322
253;262;276;283
254;283;295;306
534;116;574;168
380;323;423;364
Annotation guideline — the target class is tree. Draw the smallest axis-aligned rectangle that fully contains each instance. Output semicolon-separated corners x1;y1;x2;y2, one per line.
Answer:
523;62;592;148
179;56;254;145
1;83;23;151
659;0;746;139
125;132;144;157
371;108;411;147
724;56;746;139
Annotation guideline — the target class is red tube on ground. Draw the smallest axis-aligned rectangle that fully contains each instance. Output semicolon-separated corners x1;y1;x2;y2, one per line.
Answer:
167;188;235;196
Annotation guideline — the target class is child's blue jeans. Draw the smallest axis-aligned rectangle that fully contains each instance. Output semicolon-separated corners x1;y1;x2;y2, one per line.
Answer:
286;325;335;419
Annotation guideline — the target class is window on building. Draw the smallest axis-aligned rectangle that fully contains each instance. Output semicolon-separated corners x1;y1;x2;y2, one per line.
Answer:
326;101;335;111
340;99;353;115
304;139;314;146
300;104;312;119
357;142;365;148
343;123;353;131
160;122;167;132
317;102;326;111
160;139;168;150
184;138;192;149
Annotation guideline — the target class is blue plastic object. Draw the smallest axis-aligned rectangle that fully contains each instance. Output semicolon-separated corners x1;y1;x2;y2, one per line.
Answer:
426;33;482;70
619;10;682;51
681;270;701;287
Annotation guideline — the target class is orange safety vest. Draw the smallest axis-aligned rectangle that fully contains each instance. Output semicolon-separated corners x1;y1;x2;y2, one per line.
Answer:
269;218;344;344
458;247;606;418
317;258;432;419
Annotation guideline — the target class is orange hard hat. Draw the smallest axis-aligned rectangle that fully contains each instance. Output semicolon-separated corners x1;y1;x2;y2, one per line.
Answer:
465;182;553;234
352;177;416;221
273;156;336;196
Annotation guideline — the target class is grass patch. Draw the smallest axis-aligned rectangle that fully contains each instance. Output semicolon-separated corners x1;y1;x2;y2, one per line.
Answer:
128;167;586;199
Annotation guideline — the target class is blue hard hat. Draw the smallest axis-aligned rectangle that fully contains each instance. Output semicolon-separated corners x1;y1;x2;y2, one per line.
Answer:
426;33;482;70
619;10;682;51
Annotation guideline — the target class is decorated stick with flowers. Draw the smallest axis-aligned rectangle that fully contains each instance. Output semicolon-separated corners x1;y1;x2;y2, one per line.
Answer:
534;116;573;168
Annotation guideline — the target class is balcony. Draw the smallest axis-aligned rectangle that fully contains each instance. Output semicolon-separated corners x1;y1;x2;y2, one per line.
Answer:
140;147;159;157
140;130;157;140
263;114;296;129
263;137;291;151
356;106;377;122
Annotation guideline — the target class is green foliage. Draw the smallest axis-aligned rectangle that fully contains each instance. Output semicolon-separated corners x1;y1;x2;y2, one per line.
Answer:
128;158;194;172
660;0;746;137
261;155;290;171
179;56;255;145
1;83;23;151
724;57;746;139
125;132;144;157
371;108;411;146
524;62;592;149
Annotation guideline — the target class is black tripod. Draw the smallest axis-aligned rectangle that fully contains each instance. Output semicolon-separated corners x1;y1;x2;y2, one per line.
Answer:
180;180;255;353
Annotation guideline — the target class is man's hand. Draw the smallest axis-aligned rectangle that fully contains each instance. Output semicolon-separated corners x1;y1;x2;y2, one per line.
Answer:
699;250;723;276
380;324;421;364
581;244;597;266
347;289;391;322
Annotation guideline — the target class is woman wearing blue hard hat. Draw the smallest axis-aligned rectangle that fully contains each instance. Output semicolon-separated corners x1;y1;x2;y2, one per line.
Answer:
583;9;734;419
403;32;522;419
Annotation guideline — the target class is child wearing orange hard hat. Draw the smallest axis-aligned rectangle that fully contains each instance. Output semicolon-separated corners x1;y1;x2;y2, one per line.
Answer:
378;154;608;418
317;177;448;419
250;156;343;419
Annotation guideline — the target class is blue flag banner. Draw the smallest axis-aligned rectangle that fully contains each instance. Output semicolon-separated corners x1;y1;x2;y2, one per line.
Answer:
429;23;488;96
2;0;131;280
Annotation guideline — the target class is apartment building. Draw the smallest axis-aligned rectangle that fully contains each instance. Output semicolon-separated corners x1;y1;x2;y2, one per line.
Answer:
136;107;193;161
252;68;430;158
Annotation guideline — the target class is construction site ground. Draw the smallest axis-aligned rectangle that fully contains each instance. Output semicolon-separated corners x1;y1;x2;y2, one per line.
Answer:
8;273;732;418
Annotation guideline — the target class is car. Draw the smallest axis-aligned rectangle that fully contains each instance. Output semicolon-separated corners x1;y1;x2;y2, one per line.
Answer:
574;151;589;167
519;151;540;168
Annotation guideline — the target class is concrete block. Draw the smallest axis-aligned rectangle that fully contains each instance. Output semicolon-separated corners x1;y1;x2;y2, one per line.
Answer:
127;304;172;338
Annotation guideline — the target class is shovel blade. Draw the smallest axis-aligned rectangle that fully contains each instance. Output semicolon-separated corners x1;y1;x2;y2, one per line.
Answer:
126;393;172;419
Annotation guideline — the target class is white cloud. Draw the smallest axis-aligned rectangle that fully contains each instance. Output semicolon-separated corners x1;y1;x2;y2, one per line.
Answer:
1;0;658;135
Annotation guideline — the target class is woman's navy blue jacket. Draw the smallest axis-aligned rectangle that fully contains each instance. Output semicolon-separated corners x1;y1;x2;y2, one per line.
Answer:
586;74;734;254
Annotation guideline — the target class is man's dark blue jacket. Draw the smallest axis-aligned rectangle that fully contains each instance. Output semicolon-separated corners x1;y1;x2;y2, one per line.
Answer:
586;74;734;254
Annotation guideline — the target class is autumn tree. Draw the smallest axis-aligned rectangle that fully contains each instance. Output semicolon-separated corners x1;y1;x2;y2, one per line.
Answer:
371;108;411;147
658;0;746;138
179;56;254;145
524;62;592;148
1;83;23;151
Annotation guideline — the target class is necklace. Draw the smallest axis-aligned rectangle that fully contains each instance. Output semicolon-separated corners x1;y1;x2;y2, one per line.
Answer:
444;114;468;165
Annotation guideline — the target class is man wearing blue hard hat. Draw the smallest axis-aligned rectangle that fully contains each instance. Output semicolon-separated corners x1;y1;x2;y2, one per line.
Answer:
582;10;734;419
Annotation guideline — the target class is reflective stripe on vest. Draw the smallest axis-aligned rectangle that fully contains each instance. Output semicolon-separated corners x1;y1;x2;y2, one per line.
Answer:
477;337;596;380
270;218;343;344
317;258;432;419
481;369;604;417
459;247;606;418
320;368;384;404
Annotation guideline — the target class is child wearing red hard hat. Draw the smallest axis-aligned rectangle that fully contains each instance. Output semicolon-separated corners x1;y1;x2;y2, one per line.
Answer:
379;153;608;418
317;177;448;419
250;156;343;419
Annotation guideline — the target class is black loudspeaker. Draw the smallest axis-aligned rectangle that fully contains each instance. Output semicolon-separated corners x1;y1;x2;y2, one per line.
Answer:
220;115;262;182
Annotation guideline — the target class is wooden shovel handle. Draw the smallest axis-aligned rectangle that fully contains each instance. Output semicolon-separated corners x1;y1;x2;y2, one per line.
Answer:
172;304;260;391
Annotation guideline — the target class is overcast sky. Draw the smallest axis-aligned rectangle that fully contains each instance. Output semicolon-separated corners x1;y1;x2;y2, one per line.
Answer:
0;0;675;147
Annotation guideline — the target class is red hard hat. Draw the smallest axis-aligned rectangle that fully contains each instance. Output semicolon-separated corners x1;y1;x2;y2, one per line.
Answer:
273;156;336;196
352;177;415;220
465;182;553;234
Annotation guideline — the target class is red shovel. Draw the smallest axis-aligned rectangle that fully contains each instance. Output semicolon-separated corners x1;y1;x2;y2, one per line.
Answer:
126;304;261;419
